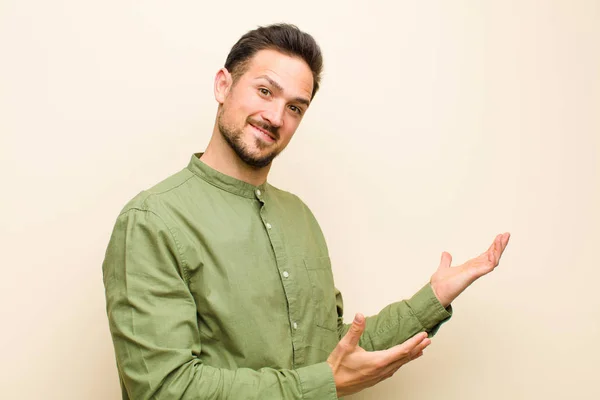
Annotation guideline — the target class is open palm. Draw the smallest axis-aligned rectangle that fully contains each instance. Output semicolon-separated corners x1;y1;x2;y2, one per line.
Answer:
430;232;511;307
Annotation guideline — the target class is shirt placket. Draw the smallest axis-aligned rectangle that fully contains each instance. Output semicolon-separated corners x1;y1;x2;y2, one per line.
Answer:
254;188;305;367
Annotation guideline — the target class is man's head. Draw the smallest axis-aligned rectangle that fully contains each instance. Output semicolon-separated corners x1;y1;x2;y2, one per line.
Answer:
214;24;323;168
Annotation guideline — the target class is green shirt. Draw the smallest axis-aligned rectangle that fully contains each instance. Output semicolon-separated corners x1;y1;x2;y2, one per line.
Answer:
102;153;452;400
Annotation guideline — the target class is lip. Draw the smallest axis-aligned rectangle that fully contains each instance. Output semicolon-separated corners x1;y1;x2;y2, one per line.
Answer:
249;123;276;142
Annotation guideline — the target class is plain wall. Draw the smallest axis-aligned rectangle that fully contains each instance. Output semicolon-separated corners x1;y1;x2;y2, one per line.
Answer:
1;1;599;399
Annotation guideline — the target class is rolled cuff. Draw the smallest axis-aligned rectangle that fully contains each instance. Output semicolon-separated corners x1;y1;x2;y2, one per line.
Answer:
297;361;338;400
408;283;453;336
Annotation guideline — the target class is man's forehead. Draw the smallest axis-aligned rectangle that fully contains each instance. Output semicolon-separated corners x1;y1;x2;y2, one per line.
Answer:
245;50;313;98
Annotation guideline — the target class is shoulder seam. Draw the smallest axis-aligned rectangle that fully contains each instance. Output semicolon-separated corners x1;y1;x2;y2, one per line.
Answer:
139;172;196;208
117;208;191;285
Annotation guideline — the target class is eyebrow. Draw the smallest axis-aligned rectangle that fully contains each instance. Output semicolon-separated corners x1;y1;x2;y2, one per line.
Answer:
256;75;311;107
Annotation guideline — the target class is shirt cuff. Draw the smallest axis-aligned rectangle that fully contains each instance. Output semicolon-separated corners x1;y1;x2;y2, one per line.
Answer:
408;283;453;336
297;361;338;400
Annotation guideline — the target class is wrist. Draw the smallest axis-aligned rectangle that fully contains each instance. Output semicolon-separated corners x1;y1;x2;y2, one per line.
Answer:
429;281;450;308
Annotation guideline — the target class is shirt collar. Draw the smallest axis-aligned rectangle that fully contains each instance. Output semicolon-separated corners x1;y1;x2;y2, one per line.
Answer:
187;153;268;199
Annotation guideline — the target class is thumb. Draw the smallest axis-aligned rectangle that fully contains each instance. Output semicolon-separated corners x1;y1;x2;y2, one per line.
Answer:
342;313;365;348
438;251;452;270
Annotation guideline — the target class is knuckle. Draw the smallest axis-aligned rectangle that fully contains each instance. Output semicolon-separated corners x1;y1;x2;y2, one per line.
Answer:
374;359;389;370
338;341;352;352
384;366;401;380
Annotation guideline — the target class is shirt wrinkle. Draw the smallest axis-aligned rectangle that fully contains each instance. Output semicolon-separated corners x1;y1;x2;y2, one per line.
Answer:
103;153;452;400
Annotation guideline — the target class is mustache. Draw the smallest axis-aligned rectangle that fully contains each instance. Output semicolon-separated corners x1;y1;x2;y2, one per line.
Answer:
247;118;279;139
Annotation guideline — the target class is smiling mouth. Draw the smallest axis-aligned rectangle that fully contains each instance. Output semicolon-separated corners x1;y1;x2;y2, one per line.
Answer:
249;124;277;142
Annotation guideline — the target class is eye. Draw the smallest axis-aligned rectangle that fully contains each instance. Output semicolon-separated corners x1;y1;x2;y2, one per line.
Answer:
258;87;271;97
289;105;303;115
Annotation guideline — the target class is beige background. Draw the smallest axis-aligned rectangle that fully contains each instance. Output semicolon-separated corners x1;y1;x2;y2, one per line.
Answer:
2;0;599;399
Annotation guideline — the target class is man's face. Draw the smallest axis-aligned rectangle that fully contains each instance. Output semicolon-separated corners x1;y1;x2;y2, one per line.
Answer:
216;49;314;168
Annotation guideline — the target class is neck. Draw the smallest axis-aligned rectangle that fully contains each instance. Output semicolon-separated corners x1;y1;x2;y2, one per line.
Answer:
200;124;271;187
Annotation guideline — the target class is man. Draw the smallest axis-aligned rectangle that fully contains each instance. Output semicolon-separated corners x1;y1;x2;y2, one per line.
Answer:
103;23;510;399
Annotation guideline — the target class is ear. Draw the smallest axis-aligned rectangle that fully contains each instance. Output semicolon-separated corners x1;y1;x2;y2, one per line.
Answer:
214;68;233;105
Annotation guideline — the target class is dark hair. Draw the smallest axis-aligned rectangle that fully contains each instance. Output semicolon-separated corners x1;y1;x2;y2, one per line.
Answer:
224;23;323;99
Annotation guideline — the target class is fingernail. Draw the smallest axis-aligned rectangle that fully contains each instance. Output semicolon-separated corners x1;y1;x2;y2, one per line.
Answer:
354;314;364;324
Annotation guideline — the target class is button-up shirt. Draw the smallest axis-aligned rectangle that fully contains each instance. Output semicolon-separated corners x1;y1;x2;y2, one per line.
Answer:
102;153;452;399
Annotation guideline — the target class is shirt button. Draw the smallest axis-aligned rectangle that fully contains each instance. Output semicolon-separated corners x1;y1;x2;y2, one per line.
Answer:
266;222;272;229
255;189;261;197
282;271;289;278
293;322;298;330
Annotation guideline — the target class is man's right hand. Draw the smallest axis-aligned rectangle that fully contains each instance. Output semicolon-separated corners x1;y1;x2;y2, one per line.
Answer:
327;313;431;398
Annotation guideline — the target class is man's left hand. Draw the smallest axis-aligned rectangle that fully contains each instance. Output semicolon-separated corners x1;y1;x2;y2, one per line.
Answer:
430;232;511;308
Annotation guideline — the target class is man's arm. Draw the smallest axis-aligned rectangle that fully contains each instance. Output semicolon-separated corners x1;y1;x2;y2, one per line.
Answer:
335;284;452;352
335;233;510;352
103;208;503;399
326;233;511;397
103;209;337;400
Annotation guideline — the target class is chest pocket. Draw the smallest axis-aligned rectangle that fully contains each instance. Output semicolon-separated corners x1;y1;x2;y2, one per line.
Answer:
304;256;337;332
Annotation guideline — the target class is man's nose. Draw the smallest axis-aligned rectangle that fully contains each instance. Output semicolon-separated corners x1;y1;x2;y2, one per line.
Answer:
262;102;285;128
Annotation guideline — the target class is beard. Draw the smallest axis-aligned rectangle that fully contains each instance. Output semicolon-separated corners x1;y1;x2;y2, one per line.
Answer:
218;108;281;169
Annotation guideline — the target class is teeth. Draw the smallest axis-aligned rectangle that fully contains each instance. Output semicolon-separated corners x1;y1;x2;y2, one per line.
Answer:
253;125;273;141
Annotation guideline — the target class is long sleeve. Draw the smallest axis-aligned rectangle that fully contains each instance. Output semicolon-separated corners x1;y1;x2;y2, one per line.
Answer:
102;208;337;400
335;284;452;352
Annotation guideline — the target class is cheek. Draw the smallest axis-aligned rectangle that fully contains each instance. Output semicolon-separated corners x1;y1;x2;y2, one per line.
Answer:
222;99;251;126
233;89;263;111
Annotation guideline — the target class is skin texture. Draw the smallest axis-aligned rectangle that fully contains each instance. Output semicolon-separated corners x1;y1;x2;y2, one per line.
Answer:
200;49;313;186
328;233;510;397
199;48;512;398
430;233;511;308
327;314;431;398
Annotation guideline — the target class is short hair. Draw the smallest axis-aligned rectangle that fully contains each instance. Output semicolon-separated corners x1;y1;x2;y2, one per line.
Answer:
224;23;323;100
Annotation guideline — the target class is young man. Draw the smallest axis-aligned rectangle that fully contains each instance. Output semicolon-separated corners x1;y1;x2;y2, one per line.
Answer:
102;24;510;399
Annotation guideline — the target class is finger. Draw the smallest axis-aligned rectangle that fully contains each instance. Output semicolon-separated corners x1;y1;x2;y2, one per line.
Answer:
494;232;511;264
341;313;365;349
487;234;504;264
437;251;452;270
384;331;428;363
494;232;510;258
480;234;500;260
500;232;511;252
494;235;503;260
411;337;431;356
383;341;429;376
406;337;431;363
485;234;501;253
